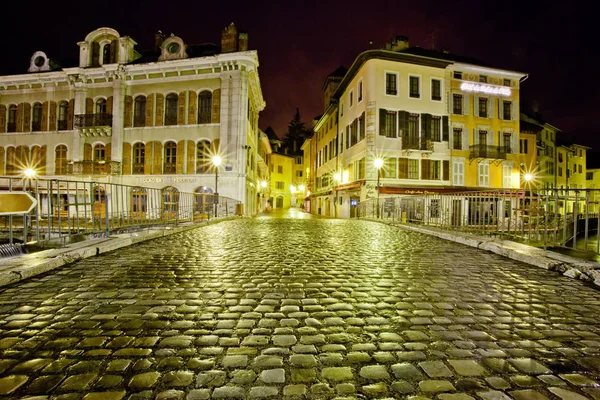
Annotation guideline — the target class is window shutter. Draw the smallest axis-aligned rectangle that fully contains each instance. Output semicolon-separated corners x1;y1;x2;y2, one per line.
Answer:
474;96;479;117
512;133;518;154
178;92;186;125
122;142;131;175
360;112;365;139
447;92;452;114
421;113;431;139
16;104;24;132
105;142;112;164
153;141;163;174
379;108;386;136
0;105;5;133
464;94;470;116
489;97;495;119
187;140;195;174
49;101;57;131
188;91;197;125
41;101;49;131
442;116;449;141
398;158;408;179
124;96;133;128
512;100;518;121
23;103;31;132
110;40;118;63
145;142;153;174
155;93;164;126
84;143;92;161
92;42;100;66
463;128;469;151
398;110;407;137
421;159;430;180
107;96;113;115
346;125;350;147
443;160;449;181
145;94;154;127
211;89;221;123
176;140;185;174
86;98;93;114
488;131;494;146
67;99;74;130
40;145;47;175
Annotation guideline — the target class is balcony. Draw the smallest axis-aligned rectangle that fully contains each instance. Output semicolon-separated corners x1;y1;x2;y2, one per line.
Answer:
402;136;434;151
67;160;121;175
57;120;68;131
469;144;508;160
75;113;112;137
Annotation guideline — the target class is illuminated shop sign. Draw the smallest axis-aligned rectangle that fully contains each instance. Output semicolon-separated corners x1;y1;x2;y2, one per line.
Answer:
460;82;511;96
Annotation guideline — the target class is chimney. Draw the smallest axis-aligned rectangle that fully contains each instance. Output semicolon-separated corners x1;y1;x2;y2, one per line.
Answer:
221;22;238;53
385;35;409;52
155;30;165;51
238;32;248;52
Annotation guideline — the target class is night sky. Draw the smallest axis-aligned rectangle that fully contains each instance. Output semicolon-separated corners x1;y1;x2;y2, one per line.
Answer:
0;1;595;158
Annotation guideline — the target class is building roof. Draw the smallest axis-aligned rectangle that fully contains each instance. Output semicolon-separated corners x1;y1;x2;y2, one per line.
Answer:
400;47;489;67
328;65;348;78
520;120;543;134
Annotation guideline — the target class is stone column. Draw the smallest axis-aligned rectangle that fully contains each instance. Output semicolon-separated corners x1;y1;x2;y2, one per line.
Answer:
111;72;125;168
72;81;87;163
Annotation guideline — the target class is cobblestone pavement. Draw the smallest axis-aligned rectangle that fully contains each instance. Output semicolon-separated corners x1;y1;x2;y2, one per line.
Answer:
0;216;599;399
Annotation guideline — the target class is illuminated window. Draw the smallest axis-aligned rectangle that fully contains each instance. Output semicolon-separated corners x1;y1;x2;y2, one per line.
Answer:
133;143;145;174
520;139;528;154
55;145;67;175
94;144;105;161
408;159;419;179
196;140;211;173
164;141;177;173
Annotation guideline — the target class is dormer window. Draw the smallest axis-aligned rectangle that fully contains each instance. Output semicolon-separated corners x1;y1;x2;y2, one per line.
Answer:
167;42;180;54
159;36;187;61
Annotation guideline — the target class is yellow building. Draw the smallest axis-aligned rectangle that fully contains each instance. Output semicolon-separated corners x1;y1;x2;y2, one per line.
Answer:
517;132;538;190
448;64;527;191
256;130;272;213
557;144;588;190
269;152;294;209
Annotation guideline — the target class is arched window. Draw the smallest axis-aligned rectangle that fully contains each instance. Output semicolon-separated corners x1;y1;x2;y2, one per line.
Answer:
6;147;17;175
93;143;106;174
162;186;179;216
102;45;110;65
133;143;145;174
58;101;68;130
165;94;178;125
134;96;146;127
196;140;211;173
95;98;107;114
194;186;213;215
7;105;17;132
32;103;43;132
164;141;177;173
198;91;212;124
131;187;147;216
55;145;67;175
31;146;42;172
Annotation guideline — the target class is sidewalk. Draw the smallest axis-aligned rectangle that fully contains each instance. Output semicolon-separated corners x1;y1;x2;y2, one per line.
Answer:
0;217;238;288
367;218;600;289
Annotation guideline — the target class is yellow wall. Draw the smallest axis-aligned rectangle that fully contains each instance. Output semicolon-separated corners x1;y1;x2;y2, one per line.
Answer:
270;153;294;208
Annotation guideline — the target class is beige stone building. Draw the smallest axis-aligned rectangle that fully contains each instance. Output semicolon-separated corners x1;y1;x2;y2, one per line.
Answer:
0;23;265;215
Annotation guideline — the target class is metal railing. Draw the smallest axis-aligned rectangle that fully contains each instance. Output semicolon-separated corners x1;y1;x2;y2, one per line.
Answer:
359;188;600;255
0;176;242;249
402;136;434;151
74;113;112;128
469;144;508;160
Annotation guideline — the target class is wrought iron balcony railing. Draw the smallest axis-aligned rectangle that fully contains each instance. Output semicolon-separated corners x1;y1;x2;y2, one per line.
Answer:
57;120;68;131
402;136;434;151
469;144;508;160
74;113;112;128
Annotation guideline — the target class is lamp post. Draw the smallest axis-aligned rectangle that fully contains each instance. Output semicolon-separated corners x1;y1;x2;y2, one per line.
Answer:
333;172;341;218
374;158;383;218
212;155;222;217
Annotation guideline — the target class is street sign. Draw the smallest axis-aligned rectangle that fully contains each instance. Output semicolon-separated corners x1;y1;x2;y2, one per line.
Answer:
0;192;38;215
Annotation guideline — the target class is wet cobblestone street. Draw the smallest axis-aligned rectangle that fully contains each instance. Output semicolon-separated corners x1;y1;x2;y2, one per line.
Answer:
0;215;599;399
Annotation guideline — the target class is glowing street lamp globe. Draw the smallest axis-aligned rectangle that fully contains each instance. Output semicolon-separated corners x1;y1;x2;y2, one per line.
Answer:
23;168;37;179
374;158;384;169
524;173;533;182
212;155;222;167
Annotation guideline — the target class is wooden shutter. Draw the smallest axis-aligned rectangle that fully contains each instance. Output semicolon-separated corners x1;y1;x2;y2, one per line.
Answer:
145;142;153;174
489;97;495;119
512;100;518;121
421;113;431;139
153;142;163;174
92;42;100;66
155;93;164;126
124;96;133;128
442;116;449;142
41;101;49;131
352;118;358;144
86;98;93;114
84;143;92;161
447;92;452;114
16;103;24;132
421;159;430;180
360;112;365;138
379;109;386;136
67;99;74;130
398;158;408;179
0;105;5;133
110;40;118;63
187;140;195;174
178;92;186;125
188;91;197;125
464;94;470;116
443;160;449;181
39;146;47;175
107;96;113;115
176;140;185;174
23;103;31;132
49;101;57;131
145;94;154;127
122;142;131;175
105;142;112;162
0;147;4;174
474;96;479;117
398;111;408;137
488;131;494;146
211;89;221;123
463;128;469;151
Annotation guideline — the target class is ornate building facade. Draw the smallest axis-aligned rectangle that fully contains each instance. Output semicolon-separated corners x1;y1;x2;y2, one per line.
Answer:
0;23;265;215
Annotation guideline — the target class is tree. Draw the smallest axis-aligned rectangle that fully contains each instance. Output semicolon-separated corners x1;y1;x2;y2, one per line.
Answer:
283;108;311;154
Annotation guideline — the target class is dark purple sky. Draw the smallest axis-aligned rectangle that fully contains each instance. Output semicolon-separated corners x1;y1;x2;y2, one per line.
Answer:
1;1;595;151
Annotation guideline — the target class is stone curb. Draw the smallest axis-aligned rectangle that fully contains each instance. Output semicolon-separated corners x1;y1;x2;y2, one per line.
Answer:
366;218;600;288
0;216;239;288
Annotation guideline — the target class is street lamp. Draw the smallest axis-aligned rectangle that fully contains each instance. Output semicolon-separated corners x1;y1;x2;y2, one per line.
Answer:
23;168;37;192
374;158;384;218
333;173;341;217
212;155;222;217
